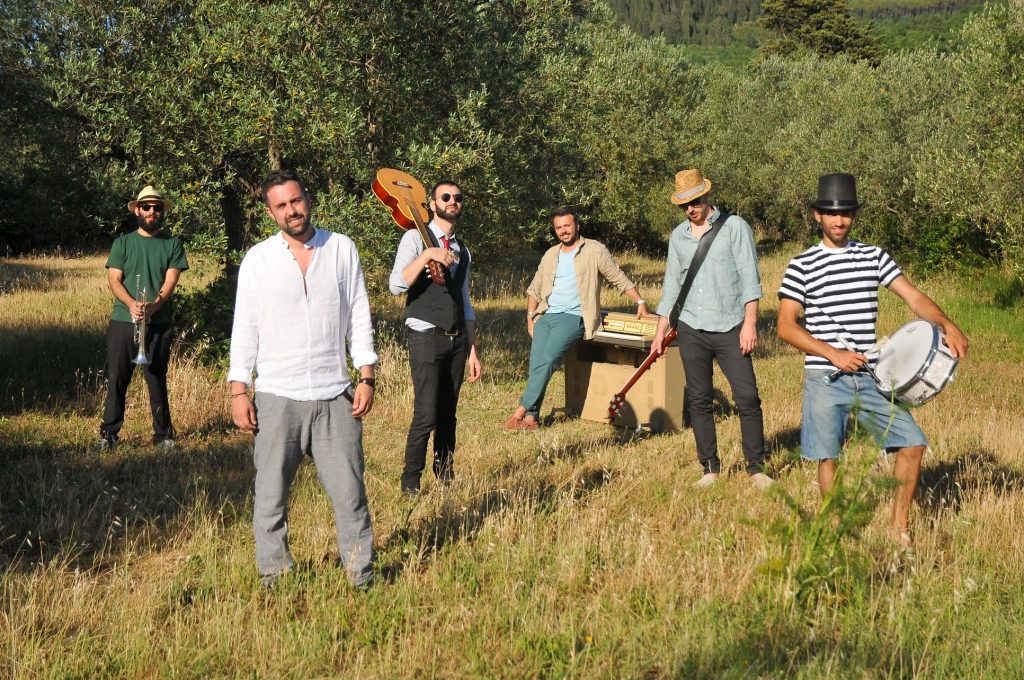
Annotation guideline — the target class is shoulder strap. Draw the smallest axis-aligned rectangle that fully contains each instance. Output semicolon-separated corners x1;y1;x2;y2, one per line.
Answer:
668;211;730;327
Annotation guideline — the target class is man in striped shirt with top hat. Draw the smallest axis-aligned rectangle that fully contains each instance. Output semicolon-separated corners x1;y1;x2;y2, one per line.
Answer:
777;173;968;548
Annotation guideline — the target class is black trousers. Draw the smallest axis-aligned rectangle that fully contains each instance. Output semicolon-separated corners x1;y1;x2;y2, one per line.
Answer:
100;320;176;443
401;329;468;492
677;322;765;475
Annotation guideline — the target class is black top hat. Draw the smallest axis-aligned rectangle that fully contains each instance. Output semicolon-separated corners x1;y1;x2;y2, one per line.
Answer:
809;173;863;210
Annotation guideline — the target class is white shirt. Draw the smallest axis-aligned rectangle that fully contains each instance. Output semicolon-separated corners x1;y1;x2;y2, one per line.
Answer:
388;222;476;331
228;227;378;400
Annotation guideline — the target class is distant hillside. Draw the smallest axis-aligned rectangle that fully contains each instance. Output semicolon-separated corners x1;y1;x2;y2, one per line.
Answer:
605;0;988;48
604;0;760;45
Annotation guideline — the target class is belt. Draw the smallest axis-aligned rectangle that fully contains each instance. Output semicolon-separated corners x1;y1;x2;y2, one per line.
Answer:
414;326;463;337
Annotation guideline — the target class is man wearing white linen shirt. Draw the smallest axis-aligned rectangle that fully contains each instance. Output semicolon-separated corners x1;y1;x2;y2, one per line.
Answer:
228;169;377;589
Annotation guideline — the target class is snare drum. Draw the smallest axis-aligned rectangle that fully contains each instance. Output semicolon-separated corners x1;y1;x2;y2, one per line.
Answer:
873;319;959;406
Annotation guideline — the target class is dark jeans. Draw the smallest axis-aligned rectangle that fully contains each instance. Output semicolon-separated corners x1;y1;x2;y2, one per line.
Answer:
677;322;765;475
402;329;468;492
100;320;176;443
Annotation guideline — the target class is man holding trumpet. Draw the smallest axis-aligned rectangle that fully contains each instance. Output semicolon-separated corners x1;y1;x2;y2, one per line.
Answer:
97;185;189;452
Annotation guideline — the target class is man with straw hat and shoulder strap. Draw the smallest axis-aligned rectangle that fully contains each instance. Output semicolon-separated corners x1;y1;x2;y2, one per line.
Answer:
651;169;773;490
777;172;968;549
97;185;189;452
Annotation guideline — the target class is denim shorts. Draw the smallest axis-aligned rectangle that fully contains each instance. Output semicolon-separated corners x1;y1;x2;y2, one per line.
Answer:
801;369;927;461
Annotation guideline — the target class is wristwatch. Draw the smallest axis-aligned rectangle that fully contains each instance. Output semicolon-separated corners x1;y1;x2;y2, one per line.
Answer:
358;378;376;388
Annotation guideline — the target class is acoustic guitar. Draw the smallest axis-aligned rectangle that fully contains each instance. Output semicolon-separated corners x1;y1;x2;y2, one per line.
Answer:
371;168;445;285
608;327;678;419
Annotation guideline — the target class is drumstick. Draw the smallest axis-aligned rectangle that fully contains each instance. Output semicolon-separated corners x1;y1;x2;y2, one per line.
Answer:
822;336;882;385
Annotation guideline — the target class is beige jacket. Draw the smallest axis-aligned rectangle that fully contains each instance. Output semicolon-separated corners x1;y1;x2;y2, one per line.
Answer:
526;237;636;339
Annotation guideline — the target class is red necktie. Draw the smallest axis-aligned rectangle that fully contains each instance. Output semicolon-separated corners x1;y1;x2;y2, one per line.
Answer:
440;236;450;250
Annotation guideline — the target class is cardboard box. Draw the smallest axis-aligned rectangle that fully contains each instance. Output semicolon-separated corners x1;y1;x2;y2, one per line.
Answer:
564;333;685;432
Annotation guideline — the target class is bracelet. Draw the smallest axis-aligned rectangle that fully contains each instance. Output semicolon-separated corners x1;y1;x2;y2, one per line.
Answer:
358;378;376;388
231;393;249;399
636;299;646;305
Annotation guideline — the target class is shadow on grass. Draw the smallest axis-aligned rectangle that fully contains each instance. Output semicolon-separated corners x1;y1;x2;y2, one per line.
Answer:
766;427;801;461
0;439;252;574
670;608;900;678
0;323;107;415
917;448;1024;516
378;466;611;583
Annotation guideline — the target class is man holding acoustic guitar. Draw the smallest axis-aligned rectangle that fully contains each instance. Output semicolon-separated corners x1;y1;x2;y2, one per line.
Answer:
504;207;650;431
650;169;772;491
388;179;482;495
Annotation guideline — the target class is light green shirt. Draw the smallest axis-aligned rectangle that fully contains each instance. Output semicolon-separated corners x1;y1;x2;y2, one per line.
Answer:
655;208;762;331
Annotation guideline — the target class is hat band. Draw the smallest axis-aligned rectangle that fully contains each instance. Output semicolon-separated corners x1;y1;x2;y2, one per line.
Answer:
672;183;708;202
814;199;859;208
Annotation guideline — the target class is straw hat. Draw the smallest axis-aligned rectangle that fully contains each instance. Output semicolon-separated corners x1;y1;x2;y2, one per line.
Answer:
670;169;712;205
809;173;863;210
128;185;174;211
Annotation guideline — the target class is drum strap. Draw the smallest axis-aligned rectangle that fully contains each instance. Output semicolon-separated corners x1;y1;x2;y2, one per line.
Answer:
668;211;729;328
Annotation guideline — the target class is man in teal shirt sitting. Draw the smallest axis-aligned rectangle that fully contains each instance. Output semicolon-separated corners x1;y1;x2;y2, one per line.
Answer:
505;207;649;431
651;170;772;489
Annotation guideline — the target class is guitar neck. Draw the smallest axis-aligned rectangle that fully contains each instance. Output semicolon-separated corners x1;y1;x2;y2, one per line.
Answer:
399;187;435;249
610;328;678;412
409;206;435;249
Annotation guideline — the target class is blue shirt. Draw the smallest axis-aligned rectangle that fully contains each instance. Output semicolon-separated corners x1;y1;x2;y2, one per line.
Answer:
546;247;582;315
655;208;762;332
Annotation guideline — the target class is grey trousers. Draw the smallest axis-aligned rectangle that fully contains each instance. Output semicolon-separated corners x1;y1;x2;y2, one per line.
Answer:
252;391;374;586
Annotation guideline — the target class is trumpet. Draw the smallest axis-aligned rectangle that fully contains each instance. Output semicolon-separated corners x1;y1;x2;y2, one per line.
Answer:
132;274;151;366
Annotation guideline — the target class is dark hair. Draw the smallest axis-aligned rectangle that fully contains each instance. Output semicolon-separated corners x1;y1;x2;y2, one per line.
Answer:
549;206;579;224
430;179;461;201
261;169;306;204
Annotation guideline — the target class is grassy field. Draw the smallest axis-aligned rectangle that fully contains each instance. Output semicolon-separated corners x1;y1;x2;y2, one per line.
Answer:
2;246;1023;678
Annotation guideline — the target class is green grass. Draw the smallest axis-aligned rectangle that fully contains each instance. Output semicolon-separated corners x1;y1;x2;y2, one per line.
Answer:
1;250;1023;677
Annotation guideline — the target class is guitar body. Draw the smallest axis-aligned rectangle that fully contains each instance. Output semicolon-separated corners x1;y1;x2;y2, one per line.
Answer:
608;327;679;419
372;168;445;285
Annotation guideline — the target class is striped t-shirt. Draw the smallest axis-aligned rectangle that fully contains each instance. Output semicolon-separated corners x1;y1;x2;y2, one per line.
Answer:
778;241;902;368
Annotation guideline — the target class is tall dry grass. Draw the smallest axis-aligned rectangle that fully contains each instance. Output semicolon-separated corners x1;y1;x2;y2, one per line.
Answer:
2;247;1023;677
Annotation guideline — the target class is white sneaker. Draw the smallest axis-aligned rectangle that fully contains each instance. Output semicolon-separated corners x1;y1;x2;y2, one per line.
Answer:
750;472;775;491
694;472;719;488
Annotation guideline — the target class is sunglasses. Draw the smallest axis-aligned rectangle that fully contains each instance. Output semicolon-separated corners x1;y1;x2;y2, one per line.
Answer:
679;198;704;209
139;203;164;213
438;193;464;204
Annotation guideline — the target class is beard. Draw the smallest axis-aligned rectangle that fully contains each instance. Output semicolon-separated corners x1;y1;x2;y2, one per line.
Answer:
281;213;312;238
435;205;461;222
137;215;164;233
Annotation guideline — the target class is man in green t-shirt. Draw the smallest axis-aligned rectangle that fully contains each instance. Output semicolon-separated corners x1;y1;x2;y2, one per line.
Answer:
98;186;189;451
